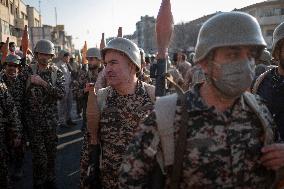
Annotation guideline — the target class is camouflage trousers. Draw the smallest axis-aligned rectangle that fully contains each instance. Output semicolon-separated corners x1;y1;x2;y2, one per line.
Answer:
80;131;90;189
27;124;58;187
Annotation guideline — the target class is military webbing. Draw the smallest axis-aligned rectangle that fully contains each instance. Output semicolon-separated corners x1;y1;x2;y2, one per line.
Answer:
252;69;271;94
26;63;58;91
243;92;284;189
169;86;188;189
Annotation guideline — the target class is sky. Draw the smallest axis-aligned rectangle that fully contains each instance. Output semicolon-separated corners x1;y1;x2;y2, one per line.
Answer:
22;0;267;49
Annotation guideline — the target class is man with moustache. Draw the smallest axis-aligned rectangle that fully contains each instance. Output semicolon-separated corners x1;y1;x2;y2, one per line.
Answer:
253;22;284;140
21;39;65;188
80;37;155;189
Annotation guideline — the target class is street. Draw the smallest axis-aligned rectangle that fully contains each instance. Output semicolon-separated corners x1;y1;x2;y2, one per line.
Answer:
14;104;84;189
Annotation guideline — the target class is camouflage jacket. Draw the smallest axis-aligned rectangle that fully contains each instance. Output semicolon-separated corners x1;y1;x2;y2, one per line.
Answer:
99;81;154;189
119;84;277;189
20;63;65;127
73;66;103;99
1;73;25;116
0;77;22;152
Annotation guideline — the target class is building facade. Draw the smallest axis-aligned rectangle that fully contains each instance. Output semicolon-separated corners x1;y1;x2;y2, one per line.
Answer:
136;15;156;54
0;0;41;47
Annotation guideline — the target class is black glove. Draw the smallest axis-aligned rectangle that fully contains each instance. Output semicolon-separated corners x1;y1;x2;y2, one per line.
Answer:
84;144;101;189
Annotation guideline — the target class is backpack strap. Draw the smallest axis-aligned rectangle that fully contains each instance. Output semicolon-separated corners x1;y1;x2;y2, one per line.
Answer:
143;82;155;103
243;92;274;145
155;93;178;167
252;69;271;94
243;92;284;188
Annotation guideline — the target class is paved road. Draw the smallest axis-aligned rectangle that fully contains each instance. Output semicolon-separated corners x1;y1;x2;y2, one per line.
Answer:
14;105;84;189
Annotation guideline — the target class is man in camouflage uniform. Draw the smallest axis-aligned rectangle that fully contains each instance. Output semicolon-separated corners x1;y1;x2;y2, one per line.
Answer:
119;12;284;188
21;39;65;188
176;51;191;79
57;49;76;127
0;75;22;188
80;37;155;189
137;48;151;84
74;47;104;131
1;54;26;181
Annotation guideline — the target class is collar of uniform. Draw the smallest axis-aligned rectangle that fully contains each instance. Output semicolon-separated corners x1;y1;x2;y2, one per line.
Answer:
110;80;144;98
185;83;249;114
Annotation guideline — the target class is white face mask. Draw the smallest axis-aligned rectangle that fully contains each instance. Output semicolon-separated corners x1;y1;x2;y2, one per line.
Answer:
209;58;255;98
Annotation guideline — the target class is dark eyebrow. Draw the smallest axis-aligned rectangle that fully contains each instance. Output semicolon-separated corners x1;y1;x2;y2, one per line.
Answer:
105;59;119;64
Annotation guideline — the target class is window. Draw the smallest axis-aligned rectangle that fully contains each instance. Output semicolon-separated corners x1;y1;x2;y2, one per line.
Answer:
266;29;274;37
1;20;10;35
10;3;13;14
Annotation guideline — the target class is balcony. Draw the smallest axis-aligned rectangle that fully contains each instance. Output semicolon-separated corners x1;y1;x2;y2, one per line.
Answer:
258;15;284;26
15;17;28;29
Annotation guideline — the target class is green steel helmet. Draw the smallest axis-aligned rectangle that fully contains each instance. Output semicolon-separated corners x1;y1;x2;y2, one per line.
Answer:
258;49;271;63
34;39;55;55
101;37;141;70
5;54;21;65
86;47;101;59
272;22;284;59
194;11;266;63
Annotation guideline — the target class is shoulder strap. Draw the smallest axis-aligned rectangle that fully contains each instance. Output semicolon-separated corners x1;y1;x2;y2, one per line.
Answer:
252;69;270;94
169;91;189;189
31;63;37;75
155;93;178;166
26;64;37;91
143;82;155;103
51;66;58;86
243;92;274;145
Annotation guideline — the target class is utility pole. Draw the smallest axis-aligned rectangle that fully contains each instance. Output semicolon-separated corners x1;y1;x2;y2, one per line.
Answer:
38;0;41;15
55;7;58;26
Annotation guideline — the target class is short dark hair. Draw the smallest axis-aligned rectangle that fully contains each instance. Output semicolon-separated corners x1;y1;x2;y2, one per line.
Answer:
9;42;16;47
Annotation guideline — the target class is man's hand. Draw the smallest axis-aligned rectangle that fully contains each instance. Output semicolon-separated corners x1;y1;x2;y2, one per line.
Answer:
261;143;284;171
30;75;48;87
84;83;95;93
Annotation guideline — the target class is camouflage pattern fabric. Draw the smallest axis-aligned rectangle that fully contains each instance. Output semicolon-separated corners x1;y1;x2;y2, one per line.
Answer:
1;73;26;181
119;84;277;189
0;77;22;188
80;81;154;189
73;66;103;130
20;63;65;187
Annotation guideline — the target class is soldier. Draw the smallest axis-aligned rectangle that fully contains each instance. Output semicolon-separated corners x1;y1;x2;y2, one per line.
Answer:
253;22;284;139
21;39;65;188
80;37;155;189
57;49;76;127
137;48;151;84
119;12;284;188
1;54;26;181
75;47;104;131
0;76;22;188
176;51;191;79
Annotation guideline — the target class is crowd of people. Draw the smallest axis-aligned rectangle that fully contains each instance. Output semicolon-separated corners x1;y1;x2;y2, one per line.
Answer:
0;10;284;189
